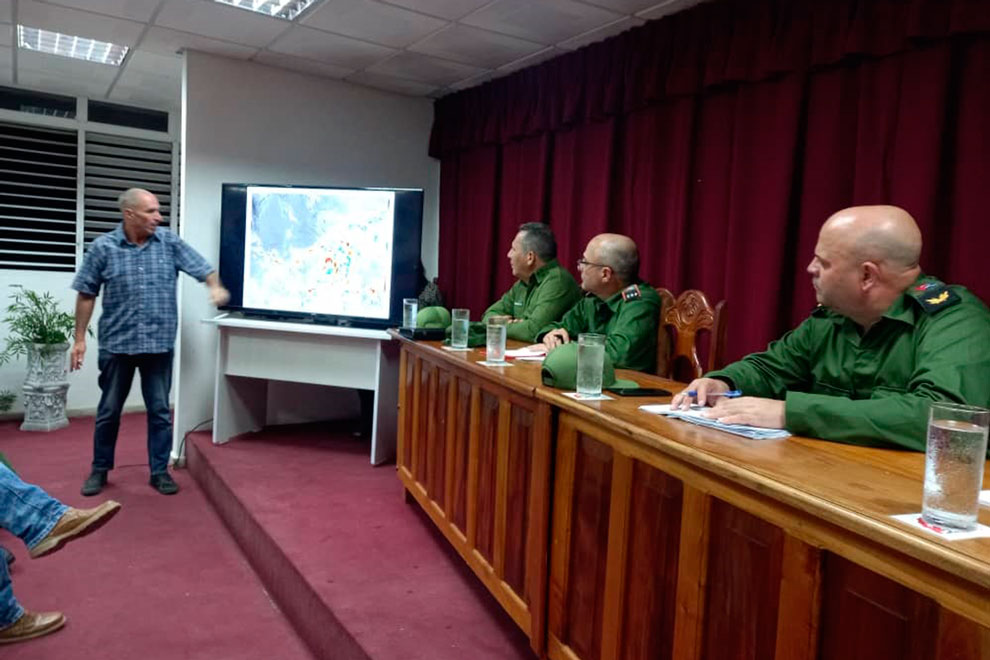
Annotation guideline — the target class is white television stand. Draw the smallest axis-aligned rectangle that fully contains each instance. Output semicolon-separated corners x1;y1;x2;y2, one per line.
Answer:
210;315;399;465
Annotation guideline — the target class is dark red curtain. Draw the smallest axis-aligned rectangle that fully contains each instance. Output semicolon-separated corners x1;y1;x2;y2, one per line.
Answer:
431;0;990;364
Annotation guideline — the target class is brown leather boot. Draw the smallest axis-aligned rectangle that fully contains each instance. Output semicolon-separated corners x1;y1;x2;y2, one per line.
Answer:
0;611;66;644
29;501;122;559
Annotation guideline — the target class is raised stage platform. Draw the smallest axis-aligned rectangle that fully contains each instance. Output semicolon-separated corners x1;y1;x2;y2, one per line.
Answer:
187;424;534;660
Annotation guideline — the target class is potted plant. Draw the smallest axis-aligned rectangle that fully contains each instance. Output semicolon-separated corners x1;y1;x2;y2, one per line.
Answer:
0;286;80;431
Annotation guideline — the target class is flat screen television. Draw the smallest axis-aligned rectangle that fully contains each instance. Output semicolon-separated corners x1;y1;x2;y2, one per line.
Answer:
218;183;423;329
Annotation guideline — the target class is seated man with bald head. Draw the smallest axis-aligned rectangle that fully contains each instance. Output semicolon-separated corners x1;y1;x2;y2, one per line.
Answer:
672;205;990;452
537;233;662;373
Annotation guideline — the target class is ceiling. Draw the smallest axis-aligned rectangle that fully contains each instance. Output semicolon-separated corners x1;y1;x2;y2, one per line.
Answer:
0;0;705;112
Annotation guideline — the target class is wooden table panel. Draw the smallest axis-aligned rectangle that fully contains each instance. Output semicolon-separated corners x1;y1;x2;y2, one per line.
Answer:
619;462;682;660
701;501;784;660
448;378;472;535
474;388;500;564
819;554;939;660
504;405;535;599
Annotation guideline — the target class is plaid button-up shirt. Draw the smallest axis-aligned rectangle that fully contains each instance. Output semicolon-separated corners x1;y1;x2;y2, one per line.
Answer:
72;224;214;355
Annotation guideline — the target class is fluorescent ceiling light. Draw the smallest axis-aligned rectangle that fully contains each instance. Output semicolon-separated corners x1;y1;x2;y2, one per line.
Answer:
212;0;319;20
17;26;129;66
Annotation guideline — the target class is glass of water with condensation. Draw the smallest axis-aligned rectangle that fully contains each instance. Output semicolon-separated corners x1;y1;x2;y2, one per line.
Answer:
922;402;989;531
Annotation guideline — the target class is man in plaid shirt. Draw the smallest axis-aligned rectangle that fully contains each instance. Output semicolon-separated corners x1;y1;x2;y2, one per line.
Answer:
70;188;228;496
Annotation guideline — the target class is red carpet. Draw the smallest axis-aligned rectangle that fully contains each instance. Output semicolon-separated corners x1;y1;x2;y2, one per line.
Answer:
0;413;313;659
187;423;535;660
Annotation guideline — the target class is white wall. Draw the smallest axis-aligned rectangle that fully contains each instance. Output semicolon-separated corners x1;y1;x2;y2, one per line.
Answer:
177;51;439;451
0;272;146;416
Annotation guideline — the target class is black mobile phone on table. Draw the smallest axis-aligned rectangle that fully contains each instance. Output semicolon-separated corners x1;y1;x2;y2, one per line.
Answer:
607;387;672;397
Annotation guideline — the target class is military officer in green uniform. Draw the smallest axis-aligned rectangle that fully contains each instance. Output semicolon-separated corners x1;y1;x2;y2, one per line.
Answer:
482;222;582;342
672;205;990;453
537;233;662;373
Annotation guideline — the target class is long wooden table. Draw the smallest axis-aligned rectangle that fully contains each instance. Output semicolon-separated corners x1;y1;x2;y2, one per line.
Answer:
394;336;990;660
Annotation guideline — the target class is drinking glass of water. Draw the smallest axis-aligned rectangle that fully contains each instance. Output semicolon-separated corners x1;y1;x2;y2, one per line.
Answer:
922;402;989;531
486;316;508;364
451;308;470;349
402;299;418;329
576;333;606;396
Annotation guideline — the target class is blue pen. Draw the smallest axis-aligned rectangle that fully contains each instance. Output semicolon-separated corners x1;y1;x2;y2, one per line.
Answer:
686;389;742;398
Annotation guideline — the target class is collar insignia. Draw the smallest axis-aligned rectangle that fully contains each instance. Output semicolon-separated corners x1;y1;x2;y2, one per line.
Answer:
621;284;641;302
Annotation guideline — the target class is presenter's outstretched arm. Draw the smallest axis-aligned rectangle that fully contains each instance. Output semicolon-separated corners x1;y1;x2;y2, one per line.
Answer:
205;272;230;307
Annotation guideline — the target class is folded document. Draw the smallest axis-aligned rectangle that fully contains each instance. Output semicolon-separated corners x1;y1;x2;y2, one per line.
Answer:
639;404;791;440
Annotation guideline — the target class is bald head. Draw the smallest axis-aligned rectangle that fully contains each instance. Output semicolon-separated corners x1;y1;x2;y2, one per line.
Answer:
809;205;923;328
821;205;922;271
590;233;640;284
118;188;155;212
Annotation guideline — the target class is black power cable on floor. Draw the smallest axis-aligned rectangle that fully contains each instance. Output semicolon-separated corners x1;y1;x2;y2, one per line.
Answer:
172;418;213;469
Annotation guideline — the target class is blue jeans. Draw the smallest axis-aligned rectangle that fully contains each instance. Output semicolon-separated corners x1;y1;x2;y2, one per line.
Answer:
93;350;173;476
0;464;68;628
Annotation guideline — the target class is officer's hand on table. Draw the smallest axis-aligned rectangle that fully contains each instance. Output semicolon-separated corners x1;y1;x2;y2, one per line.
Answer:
542;329;570;351
671;377;729;409
703;397;785;429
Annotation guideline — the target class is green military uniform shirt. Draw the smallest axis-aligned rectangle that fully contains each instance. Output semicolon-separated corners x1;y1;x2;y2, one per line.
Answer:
707;275;990;452
537;281;662;373
482;259;582;343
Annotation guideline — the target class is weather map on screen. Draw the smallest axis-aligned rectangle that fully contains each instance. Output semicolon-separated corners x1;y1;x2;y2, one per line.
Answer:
242;186;395;319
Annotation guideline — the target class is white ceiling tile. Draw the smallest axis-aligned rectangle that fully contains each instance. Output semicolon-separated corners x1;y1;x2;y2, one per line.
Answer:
367;51;486;86
409;24;542;68
556;16;643;50
268;25;396;69
303;0;446;48
496;45;562;74
139;26;259;58
462;0;621;45
121;48;182;77
579;0;666;13
346;70;438;96
444;70;494;92
0;0;10;23
113;50;181;104
253;50;354;79
17;0;146;46
110;51;181;109
17;49;117;97
636;0;707;20
155;0;291;48
38;0;163;23
0;45;11;84
377;0;490;20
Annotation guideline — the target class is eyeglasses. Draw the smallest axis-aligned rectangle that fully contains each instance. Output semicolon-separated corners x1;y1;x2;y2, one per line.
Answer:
577;258;608;269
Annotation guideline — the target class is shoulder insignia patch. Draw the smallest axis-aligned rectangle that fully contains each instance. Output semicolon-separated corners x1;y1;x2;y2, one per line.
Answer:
621;284;641;302
907;279;961;314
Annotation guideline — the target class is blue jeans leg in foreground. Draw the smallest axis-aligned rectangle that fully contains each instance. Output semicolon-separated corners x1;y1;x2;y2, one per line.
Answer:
92;350;138;473
0;464;68;628
139;352;173;476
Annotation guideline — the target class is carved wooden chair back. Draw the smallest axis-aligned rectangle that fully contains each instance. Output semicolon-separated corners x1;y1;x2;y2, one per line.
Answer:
655;289;726;380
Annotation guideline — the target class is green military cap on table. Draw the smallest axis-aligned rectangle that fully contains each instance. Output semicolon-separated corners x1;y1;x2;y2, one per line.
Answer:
416;306;452;329
540;342;639;390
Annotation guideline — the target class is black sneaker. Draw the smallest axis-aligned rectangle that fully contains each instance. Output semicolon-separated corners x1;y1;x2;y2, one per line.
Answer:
149;472;179;495
80;471;108;497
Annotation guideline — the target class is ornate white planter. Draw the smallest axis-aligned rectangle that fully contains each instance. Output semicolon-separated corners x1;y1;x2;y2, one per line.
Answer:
21;342;70;432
